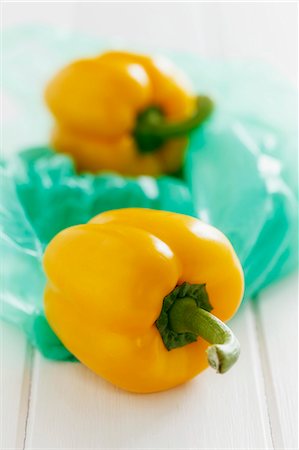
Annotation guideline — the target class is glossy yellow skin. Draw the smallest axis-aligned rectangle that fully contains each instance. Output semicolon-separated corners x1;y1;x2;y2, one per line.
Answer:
45;51;196;176
43;209;244;393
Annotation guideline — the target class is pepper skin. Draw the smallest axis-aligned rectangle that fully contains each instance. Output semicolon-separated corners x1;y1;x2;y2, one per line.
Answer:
45;51;213;176
43;209;244;393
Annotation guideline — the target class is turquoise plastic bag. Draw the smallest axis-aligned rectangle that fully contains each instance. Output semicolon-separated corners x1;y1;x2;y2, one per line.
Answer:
1;148;194;359
1;27;297;359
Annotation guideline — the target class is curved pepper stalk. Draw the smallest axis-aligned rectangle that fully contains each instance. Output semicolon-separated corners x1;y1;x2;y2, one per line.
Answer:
156;282;240;373
134;96;214;153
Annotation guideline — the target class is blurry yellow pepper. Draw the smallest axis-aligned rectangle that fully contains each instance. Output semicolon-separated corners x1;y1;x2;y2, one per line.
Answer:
45;51;213;176
43;209;244;393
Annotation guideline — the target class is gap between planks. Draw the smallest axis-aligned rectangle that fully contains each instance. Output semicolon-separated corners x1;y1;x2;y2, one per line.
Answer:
0;322;33;450
249;299;284;450
20;346;35;450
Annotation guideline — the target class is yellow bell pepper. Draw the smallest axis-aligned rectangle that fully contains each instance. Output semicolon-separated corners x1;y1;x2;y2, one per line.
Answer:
43;209;244;393
45;51;213;176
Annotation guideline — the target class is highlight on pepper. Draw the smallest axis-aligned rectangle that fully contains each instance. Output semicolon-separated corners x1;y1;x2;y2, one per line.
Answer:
45;51;213;176
43;208;244;393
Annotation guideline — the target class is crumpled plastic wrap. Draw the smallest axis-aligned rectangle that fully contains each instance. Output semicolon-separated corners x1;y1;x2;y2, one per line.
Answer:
1;148;194;360
1;27;298;359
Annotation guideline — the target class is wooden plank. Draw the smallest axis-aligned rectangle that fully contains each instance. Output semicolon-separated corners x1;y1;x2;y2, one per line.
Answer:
24;302;272;449
1;321;31;450
255;273;298;449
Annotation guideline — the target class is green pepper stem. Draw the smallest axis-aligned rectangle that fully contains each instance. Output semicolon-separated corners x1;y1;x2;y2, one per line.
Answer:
134;95;213;153
168;297;240;373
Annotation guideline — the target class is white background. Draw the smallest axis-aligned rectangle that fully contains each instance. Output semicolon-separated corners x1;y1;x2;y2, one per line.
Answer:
1;2;298;450
2;1;298;85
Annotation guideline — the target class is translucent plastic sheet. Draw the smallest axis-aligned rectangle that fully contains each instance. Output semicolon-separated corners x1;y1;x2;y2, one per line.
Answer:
1;27;298;359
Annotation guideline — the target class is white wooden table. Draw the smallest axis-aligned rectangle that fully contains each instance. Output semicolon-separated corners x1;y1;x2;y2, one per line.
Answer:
2;274;298;449
1;3;298;449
